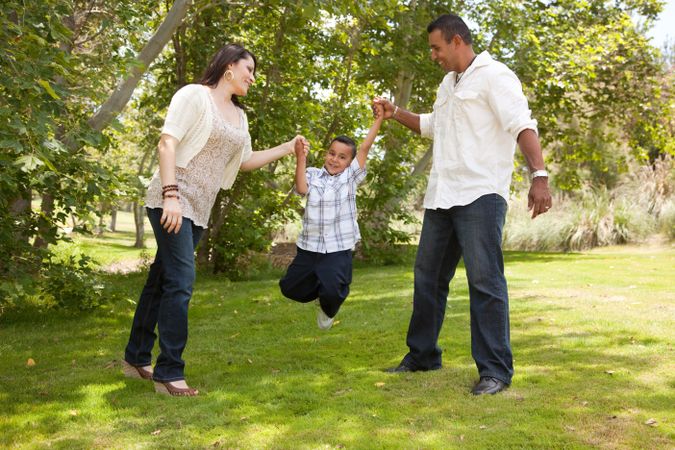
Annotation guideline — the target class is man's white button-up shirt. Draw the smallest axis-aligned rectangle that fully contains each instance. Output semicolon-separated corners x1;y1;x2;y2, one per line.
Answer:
419;51;538;209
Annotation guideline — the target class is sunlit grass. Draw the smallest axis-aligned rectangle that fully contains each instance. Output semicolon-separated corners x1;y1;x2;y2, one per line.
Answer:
1;238;673;448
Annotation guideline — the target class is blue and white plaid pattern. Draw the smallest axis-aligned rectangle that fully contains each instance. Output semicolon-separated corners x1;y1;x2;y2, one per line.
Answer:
297;158;367;253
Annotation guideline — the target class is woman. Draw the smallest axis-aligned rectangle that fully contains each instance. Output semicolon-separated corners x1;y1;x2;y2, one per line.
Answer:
122;44;308;396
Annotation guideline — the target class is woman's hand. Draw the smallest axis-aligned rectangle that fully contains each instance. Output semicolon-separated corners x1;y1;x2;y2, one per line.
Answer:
161;196;183;234
287;135;309;157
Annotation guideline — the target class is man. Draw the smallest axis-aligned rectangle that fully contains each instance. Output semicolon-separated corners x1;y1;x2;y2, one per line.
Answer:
373;13;551;395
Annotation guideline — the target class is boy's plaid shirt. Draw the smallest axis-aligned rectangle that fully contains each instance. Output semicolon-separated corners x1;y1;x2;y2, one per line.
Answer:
297;159;367;253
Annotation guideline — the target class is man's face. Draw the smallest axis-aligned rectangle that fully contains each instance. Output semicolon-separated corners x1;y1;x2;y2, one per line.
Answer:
428;29;457;73
324;141;353;175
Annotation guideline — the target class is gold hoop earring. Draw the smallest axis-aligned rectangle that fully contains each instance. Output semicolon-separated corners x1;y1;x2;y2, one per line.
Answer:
224;70;234;81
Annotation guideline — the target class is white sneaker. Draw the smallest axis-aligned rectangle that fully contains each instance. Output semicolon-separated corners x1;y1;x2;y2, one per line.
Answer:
316;301;334;330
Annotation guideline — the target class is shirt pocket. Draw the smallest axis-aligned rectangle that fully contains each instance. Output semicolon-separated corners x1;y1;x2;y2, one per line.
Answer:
453;89;491;138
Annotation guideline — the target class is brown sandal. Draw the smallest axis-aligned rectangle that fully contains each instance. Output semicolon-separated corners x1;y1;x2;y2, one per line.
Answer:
154;381;199;397
122;360;153;380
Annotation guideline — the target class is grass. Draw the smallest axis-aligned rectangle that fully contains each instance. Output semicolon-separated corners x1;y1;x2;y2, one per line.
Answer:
1;227;673;448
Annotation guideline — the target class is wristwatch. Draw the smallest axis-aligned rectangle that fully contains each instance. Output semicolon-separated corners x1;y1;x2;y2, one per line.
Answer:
531;169;548;180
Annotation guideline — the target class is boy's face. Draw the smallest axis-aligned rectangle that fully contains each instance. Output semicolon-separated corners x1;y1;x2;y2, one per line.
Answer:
324;141;353;175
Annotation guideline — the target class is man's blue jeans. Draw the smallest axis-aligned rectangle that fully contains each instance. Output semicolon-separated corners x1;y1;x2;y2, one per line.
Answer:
124;208;204;382
402;194;513;384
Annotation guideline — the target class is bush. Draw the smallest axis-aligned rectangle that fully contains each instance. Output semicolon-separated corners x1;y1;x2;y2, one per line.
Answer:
0;253;111;316
504;158;674;251
659;200;675;239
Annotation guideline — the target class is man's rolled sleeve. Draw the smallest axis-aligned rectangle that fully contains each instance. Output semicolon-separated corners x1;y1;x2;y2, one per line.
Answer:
419;112;435;139
488;71;538;140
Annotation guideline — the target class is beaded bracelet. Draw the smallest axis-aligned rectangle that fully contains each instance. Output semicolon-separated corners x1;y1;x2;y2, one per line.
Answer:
163;193;180;200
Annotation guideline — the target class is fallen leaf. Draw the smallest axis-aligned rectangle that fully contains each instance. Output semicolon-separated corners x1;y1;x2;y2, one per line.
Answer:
479;425;487;429
374;382;385;387
68;410;78;416
151;429;161;436
644;418;658;427
247;358;253;364
26;358;36;367
581;401;589;406
604;370;615;375
459;435;465;441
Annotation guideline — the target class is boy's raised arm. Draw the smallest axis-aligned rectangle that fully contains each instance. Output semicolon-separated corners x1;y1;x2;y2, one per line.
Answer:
294;137;310;195
356;104;384;169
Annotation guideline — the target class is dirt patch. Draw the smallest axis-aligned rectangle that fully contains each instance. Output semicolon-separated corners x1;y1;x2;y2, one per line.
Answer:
269;242;297;268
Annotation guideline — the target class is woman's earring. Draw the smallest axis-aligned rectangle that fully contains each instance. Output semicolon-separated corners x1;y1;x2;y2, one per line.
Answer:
224;70;234;81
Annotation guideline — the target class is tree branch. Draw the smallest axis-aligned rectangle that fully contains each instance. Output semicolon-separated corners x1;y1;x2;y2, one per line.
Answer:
88;0;192;131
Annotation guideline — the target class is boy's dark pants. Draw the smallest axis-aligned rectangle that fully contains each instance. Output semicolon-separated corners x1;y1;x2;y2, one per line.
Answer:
279;247;353;318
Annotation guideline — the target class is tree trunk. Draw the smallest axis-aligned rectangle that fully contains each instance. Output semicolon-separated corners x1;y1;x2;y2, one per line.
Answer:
9;189;31;246
110;209;117;232
133;202;146;248
172;22;188;87
32;194;54;249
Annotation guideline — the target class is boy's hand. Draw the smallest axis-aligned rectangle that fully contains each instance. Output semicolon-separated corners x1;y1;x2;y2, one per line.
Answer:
287;135;309;157
294;135;309;158
372;102;385;123
372;96;395;119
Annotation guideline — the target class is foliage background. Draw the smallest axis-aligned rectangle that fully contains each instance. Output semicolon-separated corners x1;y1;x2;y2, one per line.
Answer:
1;0;673;305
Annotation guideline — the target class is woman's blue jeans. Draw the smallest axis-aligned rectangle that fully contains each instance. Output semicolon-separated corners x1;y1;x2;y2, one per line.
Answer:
402;194;513;384
124;208;204;382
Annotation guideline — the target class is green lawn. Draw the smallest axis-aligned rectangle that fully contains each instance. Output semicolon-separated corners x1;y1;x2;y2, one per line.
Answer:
1;237;673;448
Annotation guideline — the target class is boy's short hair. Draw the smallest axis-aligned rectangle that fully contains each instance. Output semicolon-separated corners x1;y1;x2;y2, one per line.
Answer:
427;14;472;45
331;135;357;159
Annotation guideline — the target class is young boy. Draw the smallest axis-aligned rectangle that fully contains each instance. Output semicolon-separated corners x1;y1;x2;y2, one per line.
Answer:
279;105;384;329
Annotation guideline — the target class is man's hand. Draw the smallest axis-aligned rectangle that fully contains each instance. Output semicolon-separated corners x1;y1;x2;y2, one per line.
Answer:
372;96;395;119
528;177;552;218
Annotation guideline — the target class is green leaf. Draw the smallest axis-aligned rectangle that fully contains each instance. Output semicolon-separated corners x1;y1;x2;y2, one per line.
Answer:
15;155;44;172
37;80;60;100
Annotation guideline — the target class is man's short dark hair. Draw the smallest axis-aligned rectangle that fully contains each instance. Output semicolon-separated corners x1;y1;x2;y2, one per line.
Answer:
331;135;357;159
427;14;472;45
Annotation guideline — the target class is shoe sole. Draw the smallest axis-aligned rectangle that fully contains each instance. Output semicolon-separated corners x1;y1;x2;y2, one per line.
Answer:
121;360;152;380
154;381;199;397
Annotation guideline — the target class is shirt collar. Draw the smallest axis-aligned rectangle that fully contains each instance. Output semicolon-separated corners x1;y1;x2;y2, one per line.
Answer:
319;165;342;178
442;51;493;88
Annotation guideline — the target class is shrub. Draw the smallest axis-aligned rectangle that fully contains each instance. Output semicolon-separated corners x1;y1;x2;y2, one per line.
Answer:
659;200;675;239
0;253;112;316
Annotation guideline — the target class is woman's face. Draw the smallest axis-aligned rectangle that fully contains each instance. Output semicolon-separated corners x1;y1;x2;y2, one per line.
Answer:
228;55;256;96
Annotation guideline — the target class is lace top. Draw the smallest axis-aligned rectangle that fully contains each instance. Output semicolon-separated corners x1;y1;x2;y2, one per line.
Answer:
145;99;248;228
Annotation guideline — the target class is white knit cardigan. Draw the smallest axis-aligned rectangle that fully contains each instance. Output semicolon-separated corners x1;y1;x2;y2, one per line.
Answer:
161;83;252;190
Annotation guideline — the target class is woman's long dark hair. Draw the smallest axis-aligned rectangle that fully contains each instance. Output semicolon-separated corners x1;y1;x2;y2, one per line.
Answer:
200;44;257;109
